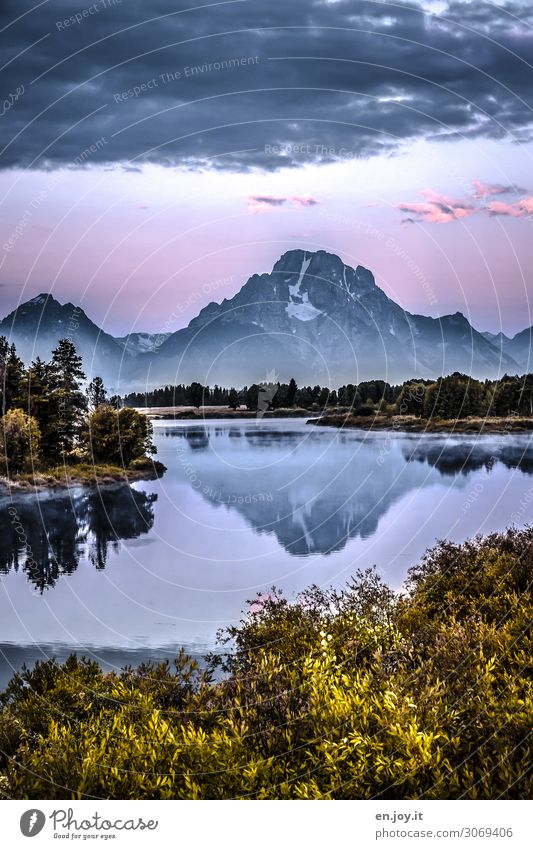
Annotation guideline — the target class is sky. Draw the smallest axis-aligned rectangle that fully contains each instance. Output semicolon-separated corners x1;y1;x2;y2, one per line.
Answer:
1;0;533;337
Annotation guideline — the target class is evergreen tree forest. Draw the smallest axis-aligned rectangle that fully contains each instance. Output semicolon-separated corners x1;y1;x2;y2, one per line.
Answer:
0;337;156;476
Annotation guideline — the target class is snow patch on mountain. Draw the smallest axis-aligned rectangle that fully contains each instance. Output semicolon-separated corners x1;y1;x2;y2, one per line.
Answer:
286;297;323;321
341;265;363;302
285;253;322;321
289;253;312;299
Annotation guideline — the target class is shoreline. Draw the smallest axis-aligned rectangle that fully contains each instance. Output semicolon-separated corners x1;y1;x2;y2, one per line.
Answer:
4;414;531;497
138;406;312;420
308;413;533;434
138;406;533;434
0;460;166;497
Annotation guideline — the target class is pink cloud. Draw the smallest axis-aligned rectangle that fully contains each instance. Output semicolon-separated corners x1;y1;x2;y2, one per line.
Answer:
290;195;320;207
397;189;476;224
396;181;533;224
472;179;526;199
246;194;320;213
246;194;287;213
473;180;507;199
487;200;521;217
519;198;533;215
487;196;533;217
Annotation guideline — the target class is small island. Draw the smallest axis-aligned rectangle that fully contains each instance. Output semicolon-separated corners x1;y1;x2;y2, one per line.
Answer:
0;336;165;495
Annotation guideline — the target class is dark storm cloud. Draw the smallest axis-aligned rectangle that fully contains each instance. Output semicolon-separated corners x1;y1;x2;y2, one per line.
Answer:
1;0;533;172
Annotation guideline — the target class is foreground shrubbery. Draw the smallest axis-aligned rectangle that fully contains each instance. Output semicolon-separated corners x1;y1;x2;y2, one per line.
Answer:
1;528;531;800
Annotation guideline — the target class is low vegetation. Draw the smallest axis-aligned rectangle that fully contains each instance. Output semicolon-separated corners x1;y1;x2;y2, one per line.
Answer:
1;528;531;799
7;461;165;492
312;413;533;434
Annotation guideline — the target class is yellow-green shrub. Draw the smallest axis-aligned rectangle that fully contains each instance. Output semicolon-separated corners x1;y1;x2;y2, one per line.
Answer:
1;529;531;799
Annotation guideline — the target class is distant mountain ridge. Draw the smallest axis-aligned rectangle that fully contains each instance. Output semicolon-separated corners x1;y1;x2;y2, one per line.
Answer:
115;332;172;357
481;328;533;372
0;294;128;387
0;250;530;389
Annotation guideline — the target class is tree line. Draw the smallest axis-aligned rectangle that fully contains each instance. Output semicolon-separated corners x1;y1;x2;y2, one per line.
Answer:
124;378;397;411
123;372;533;419
0;337;155;475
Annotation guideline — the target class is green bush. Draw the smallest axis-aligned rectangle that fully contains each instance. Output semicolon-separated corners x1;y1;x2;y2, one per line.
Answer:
1;529;531;799
0;408;41;474
84;405;156;467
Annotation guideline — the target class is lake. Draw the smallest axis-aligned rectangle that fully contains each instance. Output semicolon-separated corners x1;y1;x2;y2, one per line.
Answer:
1;418;533;688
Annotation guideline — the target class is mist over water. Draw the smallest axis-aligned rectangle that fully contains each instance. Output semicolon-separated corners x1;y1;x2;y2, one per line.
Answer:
1;419;532;687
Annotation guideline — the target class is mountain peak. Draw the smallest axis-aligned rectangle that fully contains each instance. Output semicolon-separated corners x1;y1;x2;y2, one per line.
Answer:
448;311;469;324
272;248;313;274
27;293;56;306
273;248;343;272
2;292;63;321
271;249;375;289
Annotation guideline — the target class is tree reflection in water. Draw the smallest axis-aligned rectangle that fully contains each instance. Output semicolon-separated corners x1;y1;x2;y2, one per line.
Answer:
0;485;156;591
403;440;533;476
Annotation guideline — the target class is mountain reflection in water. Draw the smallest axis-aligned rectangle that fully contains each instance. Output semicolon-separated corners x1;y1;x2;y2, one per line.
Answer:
2;422;533;678
163;424;533;556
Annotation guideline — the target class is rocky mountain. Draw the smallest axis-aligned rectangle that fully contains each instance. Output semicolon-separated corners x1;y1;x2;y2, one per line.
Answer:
0;294;128;389
480;326;533;374
490;327;533;373
0;251;527;389
115;331;171;357
128;249;521;386
506;327;533;371
481;330;511;347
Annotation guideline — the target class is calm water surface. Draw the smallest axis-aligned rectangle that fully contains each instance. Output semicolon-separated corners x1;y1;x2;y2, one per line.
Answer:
1;418;533;687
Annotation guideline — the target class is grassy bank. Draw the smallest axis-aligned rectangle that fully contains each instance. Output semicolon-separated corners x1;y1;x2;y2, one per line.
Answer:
310;413;533;434
139;406;533;432
0;458;166;495
138;406;312;419
0;527;531;800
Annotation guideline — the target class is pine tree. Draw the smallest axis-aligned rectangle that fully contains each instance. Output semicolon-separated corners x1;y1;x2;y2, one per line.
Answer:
49;339;87;458
188;382;205;409
108;394;122;410
18;358;57;459
0;338;26;415
0;337;9;415
86;376;108;410
287;378;298;407
318;387;330;408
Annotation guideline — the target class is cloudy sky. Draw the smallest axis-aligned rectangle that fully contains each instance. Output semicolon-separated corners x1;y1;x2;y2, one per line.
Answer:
1;0;533;336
